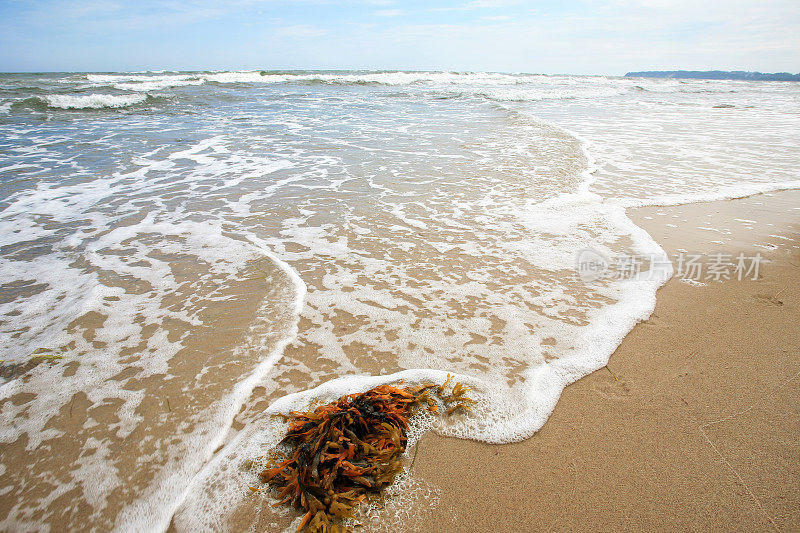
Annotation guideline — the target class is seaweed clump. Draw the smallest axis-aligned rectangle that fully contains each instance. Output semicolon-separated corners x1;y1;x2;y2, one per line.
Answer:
258;376;474;532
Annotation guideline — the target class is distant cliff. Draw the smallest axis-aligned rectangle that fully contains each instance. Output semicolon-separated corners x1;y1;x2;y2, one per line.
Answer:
624;70;800;82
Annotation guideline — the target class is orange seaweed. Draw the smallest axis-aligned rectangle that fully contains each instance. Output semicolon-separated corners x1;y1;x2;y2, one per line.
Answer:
258;377;474;532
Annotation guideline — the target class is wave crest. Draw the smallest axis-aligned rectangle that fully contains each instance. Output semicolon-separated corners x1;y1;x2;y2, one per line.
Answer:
19;93;155;110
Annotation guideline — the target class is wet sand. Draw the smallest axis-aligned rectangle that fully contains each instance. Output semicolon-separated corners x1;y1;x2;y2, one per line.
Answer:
406;189;800;532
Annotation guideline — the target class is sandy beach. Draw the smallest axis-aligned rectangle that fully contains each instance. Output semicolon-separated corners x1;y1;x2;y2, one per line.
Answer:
3;0;800;529
405;189;800;532
3;68;799;532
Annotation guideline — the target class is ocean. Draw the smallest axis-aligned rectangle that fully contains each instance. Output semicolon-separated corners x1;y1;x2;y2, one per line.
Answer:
1;71;799;531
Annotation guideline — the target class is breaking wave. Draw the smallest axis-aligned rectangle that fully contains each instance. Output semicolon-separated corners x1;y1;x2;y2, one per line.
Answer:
15;93;162;110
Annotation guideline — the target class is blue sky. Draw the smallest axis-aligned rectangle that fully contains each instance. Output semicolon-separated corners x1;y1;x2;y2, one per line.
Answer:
1;0;798;74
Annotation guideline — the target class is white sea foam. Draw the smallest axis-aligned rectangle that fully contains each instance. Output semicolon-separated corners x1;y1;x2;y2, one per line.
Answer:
41;93;149;109
474;85;627;102
112;232;307;533
86;73;197;84
0;133;305;531
680;278;707;287
114;79;204;91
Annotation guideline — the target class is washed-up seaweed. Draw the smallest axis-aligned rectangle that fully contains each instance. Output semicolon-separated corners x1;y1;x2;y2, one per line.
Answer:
257;376;474;532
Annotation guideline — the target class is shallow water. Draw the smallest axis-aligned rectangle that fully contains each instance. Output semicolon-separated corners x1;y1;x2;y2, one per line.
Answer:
1;71;798;531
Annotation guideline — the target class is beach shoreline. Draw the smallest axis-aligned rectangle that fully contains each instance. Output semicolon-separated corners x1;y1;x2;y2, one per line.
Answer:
2;70;798;532
402;189;800;532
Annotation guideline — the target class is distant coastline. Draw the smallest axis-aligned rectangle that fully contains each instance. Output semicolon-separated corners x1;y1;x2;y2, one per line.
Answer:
625;70;800;81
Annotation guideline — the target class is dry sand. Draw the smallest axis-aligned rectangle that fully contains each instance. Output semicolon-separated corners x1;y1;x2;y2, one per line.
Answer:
404;190;800;532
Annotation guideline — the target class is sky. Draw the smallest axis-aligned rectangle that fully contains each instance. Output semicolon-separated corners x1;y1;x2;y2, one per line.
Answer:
0;0;799;74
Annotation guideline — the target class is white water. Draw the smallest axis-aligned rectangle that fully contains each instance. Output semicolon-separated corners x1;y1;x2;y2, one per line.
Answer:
42;93;149;109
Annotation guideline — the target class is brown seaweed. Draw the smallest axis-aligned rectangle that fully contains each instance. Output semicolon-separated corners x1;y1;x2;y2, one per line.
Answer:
257;376;474;532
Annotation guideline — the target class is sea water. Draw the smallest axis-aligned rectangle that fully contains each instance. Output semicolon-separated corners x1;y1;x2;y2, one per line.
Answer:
0;71;798;531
